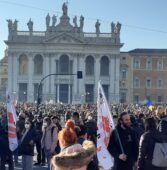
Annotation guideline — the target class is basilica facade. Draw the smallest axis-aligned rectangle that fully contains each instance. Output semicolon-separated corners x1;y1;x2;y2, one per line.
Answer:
5;3;123;104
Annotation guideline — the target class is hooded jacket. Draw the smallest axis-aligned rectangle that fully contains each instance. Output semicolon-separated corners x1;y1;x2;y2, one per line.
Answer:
137;129;165;170
51;140;96;170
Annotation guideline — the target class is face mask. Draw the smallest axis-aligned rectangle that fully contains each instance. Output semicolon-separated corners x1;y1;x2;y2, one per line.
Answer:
25;124;30;129
43;122;48;127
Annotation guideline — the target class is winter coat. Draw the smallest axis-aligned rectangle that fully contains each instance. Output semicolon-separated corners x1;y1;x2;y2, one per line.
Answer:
107;125;138;170
18;127;36;156
51;140;96;170
41;123;57;153
137;129;166;170
158;116;167;142
0;128;12;156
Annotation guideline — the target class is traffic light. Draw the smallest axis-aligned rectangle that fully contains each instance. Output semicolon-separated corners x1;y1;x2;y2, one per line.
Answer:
77;71;83;79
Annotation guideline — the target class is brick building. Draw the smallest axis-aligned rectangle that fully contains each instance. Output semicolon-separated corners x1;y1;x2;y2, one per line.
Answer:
129;49;167;104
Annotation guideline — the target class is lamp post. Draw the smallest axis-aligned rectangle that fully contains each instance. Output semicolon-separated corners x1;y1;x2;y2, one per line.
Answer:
37;71;83;110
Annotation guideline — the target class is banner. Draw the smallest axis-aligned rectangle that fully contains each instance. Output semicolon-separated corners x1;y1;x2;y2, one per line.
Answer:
7;94;18;151
97;81;115;170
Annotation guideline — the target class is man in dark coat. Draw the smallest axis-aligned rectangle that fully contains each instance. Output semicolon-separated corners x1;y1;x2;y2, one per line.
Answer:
107;112;138;170
0;117;14;170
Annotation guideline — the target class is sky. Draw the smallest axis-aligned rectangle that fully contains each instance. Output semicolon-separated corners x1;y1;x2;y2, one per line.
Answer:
0;0;167;59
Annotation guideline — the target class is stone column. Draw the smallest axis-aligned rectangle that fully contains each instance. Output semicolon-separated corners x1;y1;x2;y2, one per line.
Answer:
72;55;77;103
57;84;60;103
68;84;71;103
94;56;100;103
115;55;120;103
78;54;85;103
109;55;115;103
13;52;18;100
51;54;56;100
44;53;50;101
28;53;33;102
8;52;13;94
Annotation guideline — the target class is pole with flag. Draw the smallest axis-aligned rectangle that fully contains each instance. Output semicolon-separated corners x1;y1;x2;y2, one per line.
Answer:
7;93;18;151
97;81;115;169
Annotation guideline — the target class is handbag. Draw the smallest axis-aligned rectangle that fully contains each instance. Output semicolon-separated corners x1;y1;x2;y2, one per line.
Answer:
152;142;167;167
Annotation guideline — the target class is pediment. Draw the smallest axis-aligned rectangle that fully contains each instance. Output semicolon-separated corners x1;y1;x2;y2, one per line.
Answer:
43;33;83;44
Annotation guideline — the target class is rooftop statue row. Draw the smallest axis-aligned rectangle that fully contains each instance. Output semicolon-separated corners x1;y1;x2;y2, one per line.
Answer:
6;3;121;39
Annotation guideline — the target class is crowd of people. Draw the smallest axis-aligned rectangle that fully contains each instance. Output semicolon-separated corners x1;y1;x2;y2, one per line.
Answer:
0;102;167;170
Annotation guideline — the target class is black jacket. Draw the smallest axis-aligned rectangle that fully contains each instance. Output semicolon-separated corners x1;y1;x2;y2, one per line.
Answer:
18;127;36;156
158;116;167;142
107;125;138;170
34;121;43;142
137;129;165;170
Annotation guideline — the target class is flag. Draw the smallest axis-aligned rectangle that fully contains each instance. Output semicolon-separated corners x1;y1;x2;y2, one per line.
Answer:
146;100;153;111
97;81;114;170
7;93;18;151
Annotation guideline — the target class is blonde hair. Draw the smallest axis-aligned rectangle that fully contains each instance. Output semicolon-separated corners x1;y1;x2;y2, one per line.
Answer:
156;106;165;117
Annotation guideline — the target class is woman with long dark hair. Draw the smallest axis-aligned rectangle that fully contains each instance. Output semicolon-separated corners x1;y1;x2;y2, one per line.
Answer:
18;118;36;170
137;117;165;170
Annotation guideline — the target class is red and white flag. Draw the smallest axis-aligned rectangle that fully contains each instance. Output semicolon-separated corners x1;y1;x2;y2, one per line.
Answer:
7;93;18;151
97;81;115;170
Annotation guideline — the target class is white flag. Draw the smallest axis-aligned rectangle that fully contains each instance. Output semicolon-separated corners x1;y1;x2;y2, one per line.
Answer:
7;94;18;151
97;81;115;170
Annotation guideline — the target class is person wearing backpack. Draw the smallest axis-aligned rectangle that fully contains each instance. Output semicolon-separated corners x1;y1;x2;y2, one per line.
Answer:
41;117;58;170
137;117;166;170
156;106;167;142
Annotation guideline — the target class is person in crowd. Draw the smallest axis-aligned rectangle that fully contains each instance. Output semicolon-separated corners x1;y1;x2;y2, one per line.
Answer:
75;125;87;145
0;115;14;170
137;117;166;170
108;112;138;170
18;118;36;170
41;117;58;169
51;116;62;154
34;115;45;166
51;116;62;132
156;106;167;141
130;115;144;143
65;119;75;130
50;127;96;170
137;113;145;132
72;111;83;126
85;115;97;145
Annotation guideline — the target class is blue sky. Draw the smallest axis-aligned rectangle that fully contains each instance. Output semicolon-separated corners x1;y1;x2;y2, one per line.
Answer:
0;0;167;59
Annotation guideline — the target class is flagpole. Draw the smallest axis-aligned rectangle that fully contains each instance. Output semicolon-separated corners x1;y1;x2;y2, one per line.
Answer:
114;128;124;154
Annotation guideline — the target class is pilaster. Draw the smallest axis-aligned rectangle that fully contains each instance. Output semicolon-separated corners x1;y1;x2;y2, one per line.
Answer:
28;52;33;102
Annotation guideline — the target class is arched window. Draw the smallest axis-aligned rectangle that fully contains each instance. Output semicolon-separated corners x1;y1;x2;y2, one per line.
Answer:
133;59;140;69
59;55;69;74
133;77;140;88
34;54;43;75
19;54;28;75
85;56;94;76
146;58;152;70
157;58;163;70
100;56;109;76
146;78;151;88
157;79;163;88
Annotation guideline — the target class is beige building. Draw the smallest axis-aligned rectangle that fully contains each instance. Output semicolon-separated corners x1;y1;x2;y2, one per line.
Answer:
0;49;8;101
119;52;133;103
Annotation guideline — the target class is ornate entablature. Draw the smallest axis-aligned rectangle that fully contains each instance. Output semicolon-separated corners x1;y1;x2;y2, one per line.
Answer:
5;3;123;47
